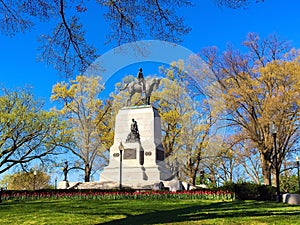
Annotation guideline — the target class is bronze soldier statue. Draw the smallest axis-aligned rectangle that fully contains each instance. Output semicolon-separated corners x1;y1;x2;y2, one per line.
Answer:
137;68;145;92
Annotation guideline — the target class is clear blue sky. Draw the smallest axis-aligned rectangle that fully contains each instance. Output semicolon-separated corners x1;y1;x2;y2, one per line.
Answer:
1;0;299;182
1;0;299;108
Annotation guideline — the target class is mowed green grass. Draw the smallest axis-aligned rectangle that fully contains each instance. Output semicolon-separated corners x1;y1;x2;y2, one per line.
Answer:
1;199;300;225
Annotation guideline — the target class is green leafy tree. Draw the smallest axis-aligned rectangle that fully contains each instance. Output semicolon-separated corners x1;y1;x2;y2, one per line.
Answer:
0;87;68;174
7;170;51;190
280;173;299;193
0;174;11;189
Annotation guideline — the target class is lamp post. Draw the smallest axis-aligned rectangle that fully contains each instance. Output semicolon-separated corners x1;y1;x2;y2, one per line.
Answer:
118;142;124;190
217;174;220;188
296;156;300;192
0;187;2;203
33;170;37;191
55;176;58;190
270;122;281;202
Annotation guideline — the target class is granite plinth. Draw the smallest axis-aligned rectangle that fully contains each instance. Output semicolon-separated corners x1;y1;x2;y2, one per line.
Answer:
100;105;179;190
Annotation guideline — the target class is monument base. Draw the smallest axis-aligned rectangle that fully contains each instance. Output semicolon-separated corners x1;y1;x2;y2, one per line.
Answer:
58;181;69;189
99;105;181;191
100;162;176;189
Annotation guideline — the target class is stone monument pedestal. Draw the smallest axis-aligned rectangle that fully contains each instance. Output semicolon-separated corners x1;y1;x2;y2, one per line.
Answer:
100;105;180;190
58;181;69;189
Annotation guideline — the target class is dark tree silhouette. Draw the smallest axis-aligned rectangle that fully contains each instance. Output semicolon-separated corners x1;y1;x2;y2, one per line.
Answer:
0;0;264;76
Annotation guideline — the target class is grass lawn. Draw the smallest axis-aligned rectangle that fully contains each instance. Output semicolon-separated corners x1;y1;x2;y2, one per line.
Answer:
1;199;300;225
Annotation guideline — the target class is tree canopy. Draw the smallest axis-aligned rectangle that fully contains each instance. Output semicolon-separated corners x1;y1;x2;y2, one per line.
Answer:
0;88;68;174
7;169;51;190
201;33;300;185
51;75;113;182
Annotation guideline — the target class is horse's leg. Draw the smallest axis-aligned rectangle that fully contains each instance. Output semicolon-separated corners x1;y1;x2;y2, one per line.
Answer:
145;95;149;105
142;85;147;105
144;93;148;105
127;93;132;106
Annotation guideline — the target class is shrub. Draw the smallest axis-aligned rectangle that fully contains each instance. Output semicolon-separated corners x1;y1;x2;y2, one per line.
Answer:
221;182;276;201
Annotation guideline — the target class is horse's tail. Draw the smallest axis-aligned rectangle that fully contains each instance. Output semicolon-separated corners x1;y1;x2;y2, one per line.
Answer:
120;82;130;91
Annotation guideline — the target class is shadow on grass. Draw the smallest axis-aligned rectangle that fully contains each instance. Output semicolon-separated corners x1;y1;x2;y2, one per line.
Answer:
1;199;300;224
97;201;300;225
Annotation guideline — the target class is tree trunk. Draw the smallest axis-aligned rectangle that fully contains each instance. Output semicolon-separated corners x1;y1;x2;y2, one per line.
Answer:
186;165;197;186
260;153;271;185
84;164;91;182
188;174;196;186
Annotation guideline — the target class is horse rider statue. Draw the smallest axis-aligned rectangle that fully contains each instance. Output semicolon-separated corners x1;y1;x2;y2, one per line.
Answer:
137;68;146;93
120;68;162;106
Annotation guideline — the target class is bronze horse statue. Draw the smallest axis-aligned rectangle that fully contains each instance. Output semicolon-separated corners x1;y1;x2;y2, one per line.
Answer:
121;77;162;106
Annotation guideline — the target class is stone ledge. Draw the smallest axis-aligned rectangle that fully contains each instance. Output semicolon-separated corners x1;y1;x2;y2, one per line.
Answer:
282;193;300;205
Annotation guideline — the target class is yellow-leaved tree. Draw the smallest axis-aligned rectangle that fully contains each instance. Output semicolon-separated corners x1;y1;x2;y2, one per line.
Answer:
51;75;113;182
152;61;218;186
201;33;300;185
7;170;51;190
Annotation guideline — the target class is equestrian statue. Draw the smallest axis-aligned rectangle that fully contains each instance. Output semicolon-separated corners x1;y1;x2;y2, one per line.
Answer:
121;68;162;106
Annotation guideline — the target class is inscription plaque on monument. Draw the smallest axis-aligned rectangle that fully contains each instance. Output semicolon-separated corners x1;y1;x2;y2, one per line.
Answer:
124;148;137;159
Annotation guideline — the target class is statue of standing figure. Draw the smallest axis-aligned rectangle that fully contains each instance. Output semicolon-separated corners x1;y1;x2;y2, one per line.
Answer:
63;161;68;181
